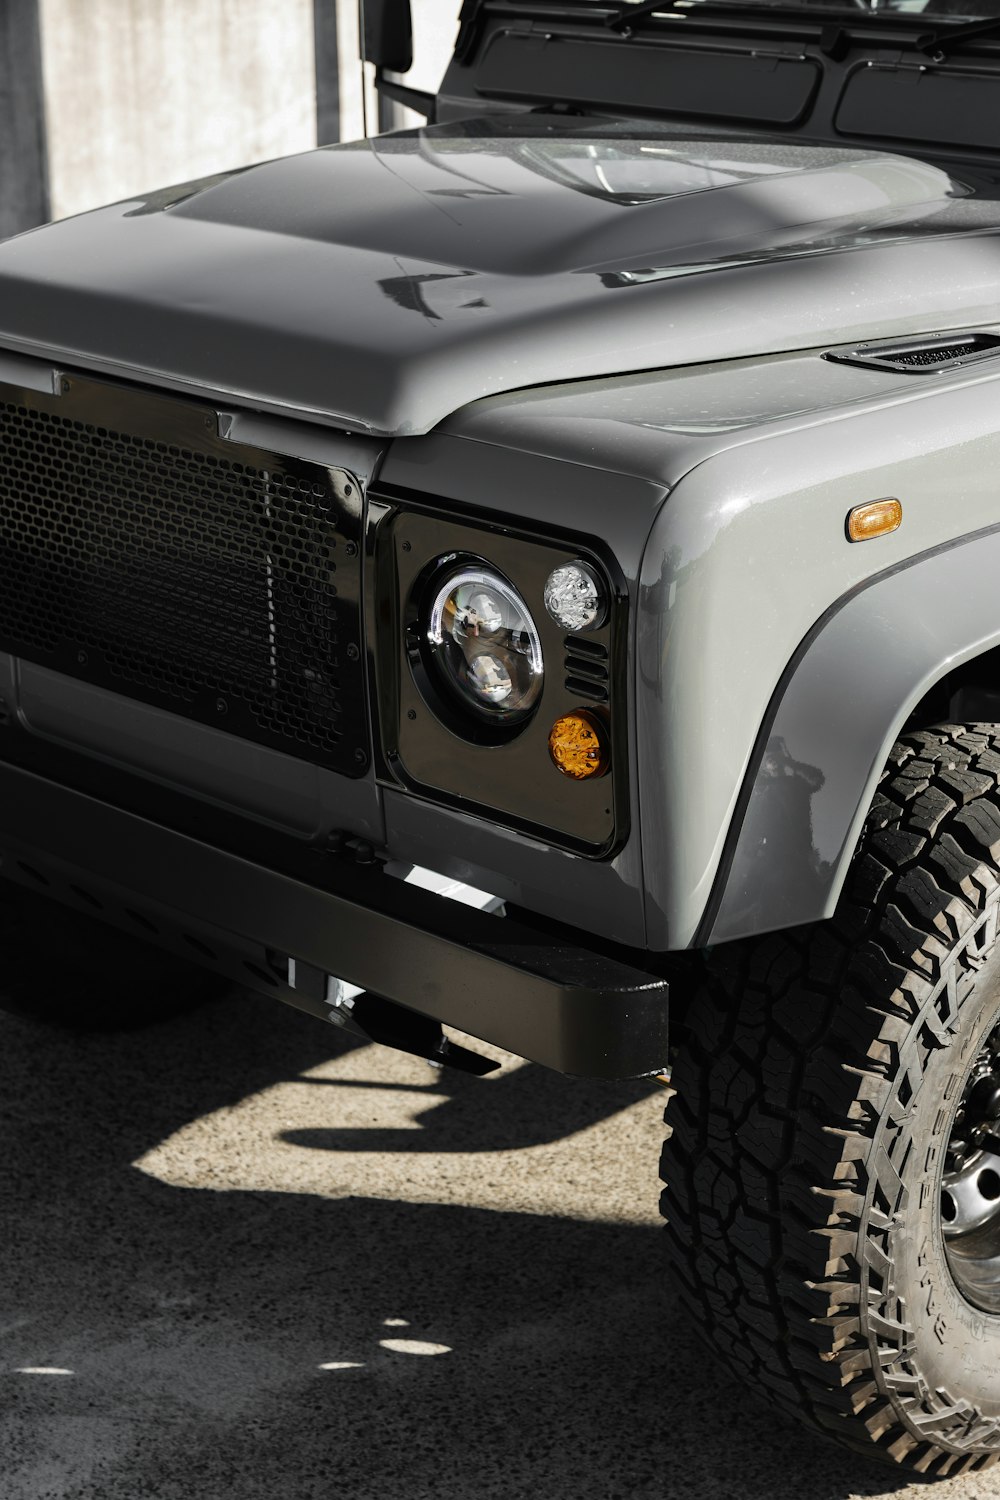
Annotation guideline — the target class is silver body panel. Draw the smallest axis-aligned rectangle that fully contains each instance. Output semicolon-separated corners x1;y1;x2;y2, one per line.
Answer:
637;362;1000;946
707;527;1000;945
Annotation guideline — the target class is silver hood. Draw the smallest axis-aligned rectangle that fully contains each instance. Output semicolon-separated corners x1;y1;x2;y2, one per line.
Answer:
1;121;999;435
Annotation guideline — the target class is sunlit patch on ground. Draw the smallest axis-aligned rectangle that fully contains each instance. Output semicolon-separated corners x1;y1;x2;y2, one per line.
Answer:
131;1034;665;1225
317;1326;453;1369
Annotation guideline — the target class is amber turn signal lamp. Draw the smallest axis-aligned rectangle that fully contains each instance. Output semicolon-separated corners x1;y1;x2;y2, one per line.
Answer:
847;498;902;542
548;709;609;780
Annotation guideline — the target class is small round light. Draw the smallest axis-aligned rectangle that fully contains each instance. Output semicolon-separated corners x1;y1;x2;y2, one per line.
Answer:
548;709;610;780
425;564;543;723
544;561;606;633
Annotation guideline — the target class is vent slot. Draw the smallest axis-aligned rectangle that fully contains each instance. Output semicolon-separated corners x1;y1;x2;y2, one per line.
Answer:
565;636;609;702
564;635;607;659
826;333;1000;376
565;676;609;702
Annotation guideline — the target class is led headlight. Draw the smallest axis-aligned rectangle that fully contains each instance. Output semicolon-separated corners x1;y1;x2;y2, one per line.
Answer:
426;565;543;723
544;560;606;633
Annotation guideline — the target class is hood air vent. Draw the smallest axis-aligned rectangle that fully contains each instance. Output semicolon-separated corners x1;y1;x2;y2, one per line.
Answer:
826;333;1000;376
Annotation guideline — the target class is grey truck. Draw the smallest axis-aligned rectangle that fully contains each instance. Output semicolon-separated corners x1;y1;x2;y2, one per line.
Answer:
1;0;1000;1473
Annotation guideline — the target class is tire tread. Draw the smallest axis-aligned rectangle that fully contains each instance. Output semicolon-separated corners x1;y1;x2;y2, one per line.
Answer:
661;725;1000;1473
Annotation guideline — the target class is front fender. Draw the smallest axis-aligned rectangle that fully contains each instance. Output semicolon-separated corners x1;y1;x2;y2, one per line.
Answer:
634;357;1000;951
705;526;1000;945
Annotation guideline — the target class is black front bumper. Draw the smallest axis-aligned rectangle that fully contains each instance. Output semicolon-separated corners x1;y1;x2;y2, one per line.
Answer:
0;763;669;1078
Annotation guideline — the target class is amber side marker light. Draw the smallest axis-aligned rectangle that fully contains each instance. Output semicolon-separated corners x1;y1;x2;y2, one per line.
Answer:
548;709;610;780
847;498;903;542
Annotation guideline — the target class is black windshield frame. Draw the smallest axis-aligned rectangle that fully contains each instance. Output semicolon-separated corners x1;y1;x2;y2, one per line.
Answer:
446;0;1000;183
513;0;1000;25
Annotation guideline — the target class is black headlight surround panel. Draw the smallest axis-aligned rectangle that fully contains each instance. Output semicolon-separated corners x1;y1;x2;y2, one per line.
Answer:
368;489;629;856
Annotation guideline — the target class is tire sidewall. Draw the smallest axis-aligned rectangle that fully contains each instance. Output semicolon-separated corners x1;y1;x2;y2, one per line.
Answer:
867;908;1000;1446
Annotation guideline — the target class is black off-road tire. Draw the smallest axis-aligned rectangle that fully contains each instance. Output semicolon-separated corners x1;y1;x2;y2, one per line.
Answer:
661;725;1000;1475
0;878;229;1029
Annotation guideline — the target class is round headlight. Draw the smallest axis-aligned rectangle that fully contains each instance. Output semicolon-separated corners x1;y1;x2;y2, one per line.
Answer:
544;561;606;633
426;565;543;723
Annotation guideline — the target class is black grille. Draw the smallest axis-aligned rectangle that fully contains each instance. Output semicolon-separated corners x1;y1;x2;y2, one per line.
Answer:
0;380;367;775
826;332;1000;375
888;344;980;368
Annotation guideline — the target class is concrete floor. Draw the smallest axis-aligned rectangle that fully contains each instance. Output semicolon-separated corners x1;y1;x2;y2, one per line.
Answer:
2;987;999;1500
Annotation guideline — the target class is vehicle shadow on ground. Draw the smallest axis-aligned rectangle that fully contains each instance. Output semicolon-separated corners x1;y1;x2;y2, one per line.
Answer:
281;1051;658;1154
0;991;927;1500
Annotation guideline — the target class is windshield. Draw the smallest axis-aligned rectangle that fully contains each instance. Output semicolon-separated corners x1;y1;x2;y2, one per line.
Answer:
555;1;1000;22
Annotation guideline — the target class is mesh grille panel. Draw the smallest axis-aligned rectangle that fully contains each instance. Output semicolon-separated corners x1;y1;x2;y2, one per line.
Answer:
0;385;367;775
887;344;980;368
827;333;1000;375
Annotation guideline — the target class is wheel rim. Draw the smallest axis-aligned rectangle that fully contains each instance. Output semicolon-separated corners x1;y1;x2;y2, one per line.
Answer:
942;1014;1000;1315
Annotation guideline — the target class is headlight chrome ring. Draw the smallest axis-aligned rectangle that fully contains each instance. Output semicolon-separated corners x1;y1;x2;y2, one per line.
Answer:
425;563;544;726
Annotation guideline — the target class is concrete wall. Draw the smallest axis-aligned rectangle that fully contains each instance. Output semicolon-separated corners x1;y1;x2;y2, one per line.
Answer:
39;0;318;221
0;0;461;236
0;0;49;238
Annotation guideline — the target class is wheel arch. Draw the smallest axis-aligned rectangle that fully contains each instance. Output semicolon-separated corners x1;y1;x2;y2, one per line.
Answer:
702;525;1000;947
